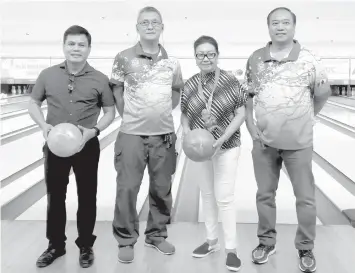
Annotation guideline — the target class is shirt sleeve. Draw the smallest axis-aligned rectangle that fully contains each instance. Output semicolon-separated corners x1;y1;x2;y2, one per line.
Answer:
180;79;192;115
100;75;115;107
309;53;330;98
110;52;125;87
30;70;47;102
243;57;255;98
172;59;184;91
231;75;248;110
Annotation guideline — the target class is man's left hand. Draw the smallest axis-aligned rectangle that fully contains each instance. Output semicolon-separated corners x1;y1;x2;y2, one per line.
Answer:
77;125;96;152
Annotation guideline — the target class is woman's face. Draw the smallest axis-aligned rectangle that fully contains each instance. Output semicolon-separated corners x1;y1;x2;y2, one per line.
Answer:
195;43;218;73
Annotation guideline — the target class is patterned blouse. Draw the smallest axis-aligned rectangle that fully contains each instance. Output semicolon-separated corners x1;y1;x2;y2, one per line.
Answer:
181;69;247;149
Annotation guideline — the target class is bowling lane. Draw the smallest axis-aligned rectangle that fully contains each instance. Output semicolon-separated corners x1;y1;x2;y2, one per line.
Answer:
16;108;182;220
2;116;121;210
0;95;30;105
328;96;355;108
314;121;355;182
1;100;47;115
320;103;355;128
16;136;119;221
1;108;47;136
16;138;153;221
197;124;323;225
0;110;114;181
0;130;46;181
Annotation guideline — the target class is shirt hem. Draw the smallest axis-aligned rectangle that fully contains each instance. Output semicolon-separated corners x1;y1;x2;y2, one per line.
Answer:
119;129;175;135
263;142;313;150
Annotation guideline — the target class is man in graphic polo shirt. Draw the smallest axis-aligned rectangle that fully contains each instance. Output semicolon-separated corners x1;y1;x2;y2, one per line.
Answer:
110;6;184;263
245;7;330;273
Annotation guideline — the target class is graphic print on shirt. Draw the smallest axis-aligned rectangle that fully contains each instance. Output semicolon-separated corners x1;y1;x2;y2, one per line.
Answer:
246;48;328;123
111;47;183;135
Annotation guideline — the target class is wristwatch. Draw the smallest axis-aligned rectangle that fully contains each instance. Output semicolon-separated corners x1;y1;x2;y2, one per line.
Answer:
93;126;100;136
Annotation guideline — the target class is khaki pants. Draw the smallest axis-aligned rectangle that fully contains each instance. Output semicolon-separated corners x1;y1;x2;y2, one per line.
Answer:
112;132;177;246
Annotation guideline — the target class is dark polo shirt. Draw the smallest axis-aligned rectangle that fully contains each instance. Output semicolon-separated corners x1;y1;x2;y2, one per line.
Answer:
31;61;115;128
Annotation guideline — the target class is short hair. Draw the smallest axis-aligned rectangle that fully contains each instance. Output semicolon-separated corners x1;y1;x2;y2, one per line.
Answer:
137;6;163;22
193;35;219;54
63;25;91;46
267;7;296;25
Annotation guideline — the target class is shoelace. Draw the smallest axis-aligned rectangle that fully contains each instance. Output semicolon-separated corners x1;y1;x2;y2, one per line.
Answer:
255;244;271;251
39;249;55;262
299;250;314;259
80;248;92;259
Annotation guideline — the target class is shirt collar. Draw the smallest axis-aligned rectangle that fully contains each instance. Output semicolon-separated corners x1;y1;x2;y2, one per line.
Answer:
201;70;216;80
262;40;301;62
59;60;94;76
134;42;168;60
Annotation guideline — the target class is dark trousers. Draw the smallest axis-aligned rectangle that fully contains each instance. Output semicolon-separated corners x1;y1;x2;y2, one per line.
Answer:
252;140;316;250
44;137;100;249
112;132;177;246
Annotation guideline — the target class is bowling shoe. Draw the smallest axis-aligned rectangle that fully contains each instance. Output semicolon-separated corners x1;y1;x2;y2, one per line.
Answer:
298;249;316;272
144;238;175;255
118;245;134;263
226;252;242;272
79;247;94;268
192;242;221;258
251;244;276;264
36;247;66;267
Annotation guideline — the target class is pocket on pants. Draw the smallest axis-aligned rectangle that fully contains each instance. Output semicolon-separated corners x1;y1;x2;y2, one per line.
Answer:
42;142;48;158
168;134;177;175
114;144;123;173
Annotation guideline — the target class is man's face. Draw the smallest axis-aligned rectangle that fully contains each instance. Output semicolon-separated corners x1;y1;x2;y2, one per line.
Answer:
63;34;91;64
136;11;163;41
268;9;295;44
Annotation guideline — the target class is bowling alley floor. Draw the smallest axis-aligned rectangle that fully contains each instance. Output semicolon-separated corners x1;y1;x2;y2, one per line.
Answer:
2;220;355;273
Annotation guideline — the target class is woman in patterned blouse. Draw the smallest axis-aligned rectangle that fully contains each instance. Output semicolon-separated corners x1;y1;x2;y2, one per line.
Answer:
180;35;247;272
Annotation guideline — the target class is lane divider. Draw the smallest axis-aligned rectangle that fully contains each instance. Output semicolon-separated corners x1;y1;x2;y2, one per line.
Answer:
1;117;122;220
327;100;355;112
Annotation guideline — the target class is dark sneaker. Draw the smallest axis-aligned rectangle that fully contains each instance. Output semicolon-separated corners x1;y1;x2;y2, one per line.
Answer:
118;245;134;263
251;244;276;264
145;238;175;255
36;247;66;268
192;242;221;258
79;247;94;268
298;250;316;272
226;252;242;272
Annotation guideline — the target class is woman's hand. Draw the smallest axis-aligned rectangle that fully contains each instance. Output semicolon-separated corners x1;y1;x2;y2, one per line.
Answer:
210;136;226;158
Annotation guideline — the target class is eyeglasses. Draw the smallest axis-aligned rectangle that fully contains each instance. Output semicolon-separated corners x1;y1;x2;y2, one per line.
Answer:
137;20;162;28
195;52;217;60
68;74;75;93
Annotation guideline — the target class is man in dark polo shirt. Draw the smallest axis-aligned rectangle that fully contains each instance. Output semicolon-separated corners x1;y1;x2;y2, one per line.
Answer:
28;25;115;268
110;6;184;263
244;7;330;273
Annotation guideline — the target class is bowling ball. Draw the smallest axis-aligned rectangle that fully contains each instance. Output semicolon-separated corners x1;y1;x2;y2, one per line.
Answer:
182;128;216;162
47;123;82;157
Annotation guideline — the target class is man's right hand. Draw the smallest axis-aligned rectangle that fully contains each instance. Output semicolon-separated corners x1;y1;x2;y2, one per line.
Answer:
248;124;261;141
41;123;53;140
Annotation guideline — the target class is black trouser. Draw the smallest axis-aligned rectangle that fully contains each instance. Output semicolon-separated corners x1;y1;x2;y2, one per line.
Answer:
112;132;177;246
43;137;100;249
